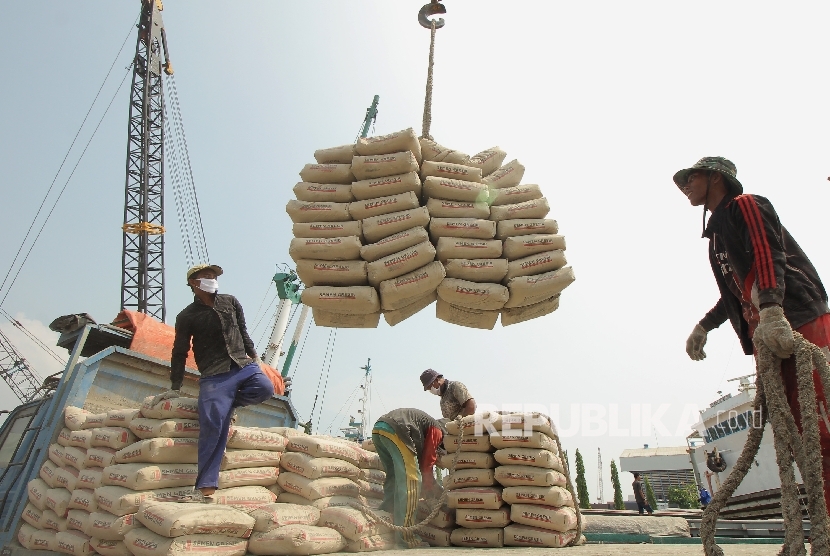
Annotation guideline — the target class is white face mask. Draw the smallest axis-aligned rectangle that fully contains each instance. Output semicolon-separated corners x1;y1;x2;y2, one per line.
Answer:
430;386;441;396
198;278;218;293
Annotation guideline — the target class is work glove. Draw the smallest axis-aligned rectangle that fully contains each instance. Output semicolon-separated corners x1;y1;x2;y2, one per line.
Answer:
686;324;708;361
151;389;180;407
755;305;794;359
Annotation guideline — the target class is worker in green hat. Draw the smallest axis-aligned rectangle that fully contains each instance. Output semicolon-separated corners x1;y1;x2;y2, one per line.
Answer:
674;157;830;510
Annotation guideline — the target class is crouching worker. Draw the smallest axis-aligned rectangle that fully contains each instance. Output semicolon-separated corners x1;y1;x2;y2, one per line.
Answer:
372;408;445;548
153;264;274;502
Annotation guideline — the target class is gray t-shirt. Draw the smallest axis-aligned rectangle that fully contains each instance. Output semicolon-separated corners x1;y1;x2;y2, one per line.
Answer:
440;381;473;420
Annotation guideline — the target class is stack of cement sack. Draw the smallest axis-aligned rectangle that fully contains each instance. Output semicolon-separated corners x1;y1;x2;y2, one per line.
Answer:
286;128;574;329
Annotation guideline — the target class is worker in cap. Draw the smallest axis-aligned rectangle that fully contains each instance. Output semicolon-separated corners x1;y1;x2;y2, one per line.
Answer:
153;264;274;502
372;408;445;548
420;369;476;420
675;157;830;510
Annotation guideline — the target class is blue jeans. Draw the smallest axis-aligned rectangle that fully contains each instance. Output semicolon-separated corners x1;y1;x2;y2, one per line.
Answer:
195;362;274;489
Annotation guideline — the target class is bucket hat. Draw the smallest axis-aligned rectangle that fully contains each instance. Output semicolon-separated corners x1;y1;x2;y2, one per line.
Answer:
420;369;443;390
673;157;743;195
186;264;223;285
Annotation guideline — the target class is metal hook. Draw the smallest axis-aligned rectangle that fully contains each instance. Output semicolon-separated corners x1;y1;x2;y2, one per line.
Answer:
418;1;446;29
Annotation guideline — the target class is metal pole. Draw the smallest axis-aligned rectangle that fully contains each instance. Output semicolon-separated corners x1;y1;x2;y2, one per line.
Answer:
360;96;379;139
281;305;310;378
359;359;372;440
263;299;292;367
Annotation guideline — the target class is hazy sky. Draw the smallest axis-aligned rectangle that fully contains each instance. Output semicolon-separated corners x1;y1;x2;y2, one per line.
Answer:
3;1;830;501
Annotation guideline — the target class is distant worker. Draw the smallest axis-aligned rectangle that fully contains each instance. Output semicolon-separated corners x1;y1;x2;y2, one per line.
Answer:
372;408;445;548
419;368;476;420
153;264;274;502
676;157;830;510
699;486;712;509
632;473;653;515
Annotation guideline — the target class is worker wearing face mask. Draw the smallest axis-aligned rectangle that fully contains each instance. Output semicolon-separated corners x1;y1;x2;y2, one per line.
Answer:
154;264;274;502
419;369;476;420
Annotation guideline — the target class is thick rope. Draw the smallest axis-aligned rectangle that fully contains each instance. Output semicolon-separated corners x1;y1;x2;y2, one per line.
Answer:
420;20;437;141
549;427;584;546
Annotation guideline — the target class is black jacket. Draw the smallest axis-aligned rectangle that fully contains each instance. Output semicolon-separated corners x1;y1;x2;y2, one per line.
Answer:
170;294;256;389
699;194;828;354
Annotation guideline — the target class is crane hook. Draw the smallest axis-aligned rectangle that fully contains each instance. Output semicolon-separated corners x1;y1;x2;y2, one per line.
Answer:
418;0;446;29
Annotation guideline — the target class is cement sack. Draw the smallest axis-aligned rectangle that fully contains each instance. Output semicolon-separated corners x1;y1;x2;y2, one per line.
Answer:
125;529;248;556
54;466;80;491
468;147;508;177
416;523;452;547
359;226;428;262
504;250;567;281
421;161;482;183
28;478;51;511
378;261;445;311
19;523;55;551
438;451;496;470
104;409;141;428
312;309;380;329
247;525;346;556
221;449;281;470
60;429;93;449
437;278;509;311
55;530;94;556
445;413;499;436
503;485;573;507
444;433;491;452
360;438;375;452
308;495;366;511
85;512;138;540
266;427;307;438
446;487;503;510
277;473;360;501
490;197;550;222
41;460;60;488
86;447;118;468
89;538;132;556
318;507;390;542
358;449;383;470
294;182;355;203
362;206;430;244
489;184;543;206
503;524;578;548
496;218;559;239
129;418;200;440
350;172;421;201
295;260;367;288
251;503;321;532
416;501;454;528
286;200;351;224
314;144;355;165
359;468;385;484
301;286;380;316
356;479;383;499
68;489;98;513
344;533;397;552
65;407;91;431
510;504;576;532
444;469;496;490
151;397;200;420
210;486;278;510
366;241;436;287
419;138;469;164
90;428;137;450
137;501;255;538
351;151;418;181
383;291;437;326
504;266;575;308
348;192;419;221
436;298;498;330
289;237;362;262
22;503;46;529
501;295;560;326
76;469;103;490
450;527;503;548
490;430;556;451
429;218;495;240
227;427;288;451
287;436;362;465
93;486;152;516
503;234;566;260
218;467;279;488
293;221;363;239
280;452;360;480
494;447;562;471
43;509;69;531
79;414;107;430
50;443;67;466
67;509;90;533
444;258;508;283
491;411;557;437
435;237;502;262
299;164;354;185
422;177;489;203
482;159;525;189
455;506;511;529
101;463;198;490
355;128;421;162
495;465;566;488
426;198;490;219
45;487;72;517
116;438;198;464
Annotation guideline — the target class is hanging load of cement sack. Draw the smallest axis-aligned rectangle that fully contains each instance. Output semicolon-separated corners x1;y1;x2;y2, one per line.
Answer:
286;130;575;328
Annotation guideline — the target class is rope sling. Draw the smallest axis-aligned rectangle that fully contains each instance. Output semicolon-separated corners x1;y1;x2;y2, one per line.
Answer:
701;332;830;556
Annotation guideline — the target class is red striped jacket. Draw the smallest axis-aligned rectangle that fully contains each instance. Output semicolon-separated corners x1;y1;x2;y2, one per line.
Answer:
699;194;828;354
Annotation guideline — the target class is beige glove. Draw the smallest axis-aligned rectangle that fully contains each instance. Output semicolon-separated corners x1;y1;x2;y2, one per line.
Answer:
686;324;708;361
755;305;794;358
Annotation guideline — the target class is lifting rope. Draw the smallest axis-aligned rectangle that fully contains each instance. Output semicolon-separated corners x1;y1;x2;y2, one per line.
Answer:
418;1;445;141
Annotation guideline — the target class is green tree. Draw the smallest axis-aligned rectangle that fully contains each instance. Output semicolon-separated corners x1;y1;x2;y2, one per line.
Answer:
644;476;658;509
610;459;624;510
574;449;591;509
668;484;699;509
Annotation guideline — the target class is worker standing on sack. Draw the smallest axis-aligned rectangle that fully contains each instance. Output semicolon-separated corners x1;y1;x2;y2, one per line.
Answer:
677;157;830;510
420;368;476;419
372;408;446;548
152;264;274;502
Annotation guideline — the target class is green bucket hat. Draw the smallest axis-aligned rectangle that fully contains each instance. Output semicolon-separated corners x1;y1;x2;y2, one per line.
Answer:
673;156;743;195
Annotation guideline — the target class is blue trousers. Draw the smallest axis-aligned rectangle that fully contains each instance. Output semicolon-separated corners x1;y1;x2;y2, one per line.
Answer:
195;362;274;489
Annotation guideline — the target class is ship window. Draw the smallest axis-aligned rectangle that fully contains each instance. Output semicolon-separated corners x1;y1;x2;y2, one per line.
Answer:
736;413;747;430
0;410;36;466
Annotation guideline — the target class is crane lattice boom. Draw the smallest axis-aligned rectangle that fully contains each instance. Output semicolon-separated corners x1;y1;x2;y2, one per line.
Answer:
0;330;44;403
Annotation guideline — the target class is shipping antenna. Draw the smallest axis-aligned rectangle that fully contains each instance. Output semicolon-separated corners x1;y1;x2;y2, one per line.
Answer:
597;448;604;504
358;359;372;440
